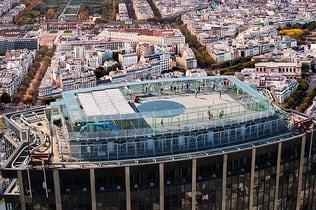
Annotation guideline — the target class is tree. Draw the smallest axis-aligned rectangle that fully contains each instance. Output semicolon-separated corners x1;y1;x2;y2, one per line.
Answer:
302;63;310;73
95;18;108;23
94;66;106;78
13;93;23;103
40;96;60;105
23;95;33;104
0;92;11;103
111;63;120;71
223;71;235;75
39;46;48;57
79;10;89;20
46;8;55;19
109;9;117;21
297;78;308;91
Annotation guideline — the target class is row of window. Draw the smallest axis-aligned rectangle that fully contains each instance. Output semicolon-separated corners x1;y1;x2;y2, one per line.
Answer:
256;67;300;73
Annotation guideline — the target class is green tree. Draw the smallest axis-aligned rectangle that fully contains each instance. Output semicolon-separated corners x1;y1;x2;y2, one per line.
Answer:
0;92;11;103
111;63;120;71
286;97;296;106
302;63;310;73
297;78;308;91
95;18;108;23
94;66;106;78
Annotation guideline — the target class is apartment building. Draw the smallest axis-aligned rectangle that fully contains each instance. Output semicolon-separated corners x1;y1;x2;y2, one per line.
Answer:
255;62;302;79
58;70;96;91
206;42;233;63
111;52;171;83
133;0;154;20
272;79;299;104
240;61;302;103
38;78;61;98
117;3;129;21
180;1;312;64
98;28;185;46
0;73;15;96
0;50;35;97
118;53;138;68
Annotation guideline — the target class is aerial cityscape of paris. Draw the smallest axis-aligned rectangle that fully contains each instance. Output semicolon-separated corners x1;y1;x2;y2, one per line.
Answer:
0;0;315;209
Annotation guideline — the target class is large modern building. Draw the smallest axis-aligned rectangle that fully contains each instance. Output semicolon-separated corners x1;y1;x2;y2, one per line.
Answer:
0;37;38;53
1;76;315;210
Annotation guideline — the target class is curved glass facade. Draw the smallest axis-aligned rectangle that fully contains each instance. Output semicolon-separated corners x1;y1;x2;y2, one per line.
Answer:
3;133;316;210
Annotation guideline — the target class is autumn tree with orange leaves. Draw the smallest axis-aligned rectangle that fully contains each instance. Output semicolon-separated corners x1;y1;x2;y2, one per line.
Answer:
14;0;43;24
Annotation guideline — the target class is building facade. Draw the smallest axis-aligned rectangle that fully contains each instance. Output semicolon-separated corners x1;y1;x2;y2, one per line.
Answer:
255;62;302;80
0;38;38;53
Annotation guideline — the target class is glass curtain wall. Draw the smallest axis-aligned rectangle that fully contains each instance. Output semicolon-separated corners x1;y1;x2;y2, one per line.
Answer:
196;156;223;210
95;167;126;210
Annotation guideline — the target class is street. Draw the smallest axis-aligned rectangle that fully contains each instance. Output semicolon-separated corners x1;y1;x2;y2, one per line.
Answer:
0;103;32;115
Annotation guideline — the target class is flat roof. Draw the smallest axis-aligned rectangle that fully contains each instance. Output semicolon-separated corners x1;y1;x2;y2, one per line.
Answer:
51;76;269;123
78;89;135;117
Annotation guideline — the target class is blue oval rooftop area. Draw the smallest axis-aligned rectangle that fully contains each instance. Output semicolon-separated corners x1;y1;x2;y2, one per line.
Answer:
137;100;186;118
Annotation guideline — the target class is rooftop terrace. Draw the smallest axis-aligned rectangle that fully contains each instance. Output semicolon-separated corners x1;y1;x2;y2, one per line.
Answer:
50;76;272;135
2;76;303;170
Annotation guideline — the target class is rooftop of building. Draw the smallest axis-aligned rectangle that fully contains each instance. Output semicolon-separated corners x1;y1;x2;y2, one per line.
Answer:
3;76;314;170
255;62;302;68
0;28;27;38
52;76;267;123
100;28;182;37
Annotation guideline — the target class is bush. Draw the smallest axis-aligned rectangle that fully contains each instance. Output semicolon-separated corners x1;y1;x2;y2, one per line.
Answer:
0;92;11;103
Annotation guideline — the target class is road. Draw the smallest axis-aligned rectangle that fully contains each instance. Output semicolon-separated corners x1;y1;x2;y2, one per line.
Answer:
0;104;31;115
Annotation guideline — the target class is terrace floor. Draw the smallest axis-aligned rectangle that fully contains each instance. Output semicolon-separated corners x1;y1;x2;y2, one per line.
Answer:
135;90;262;133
